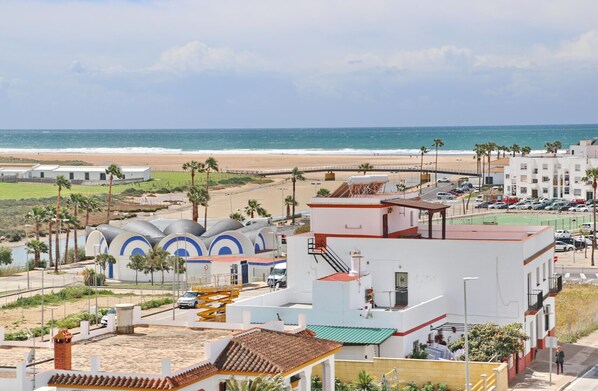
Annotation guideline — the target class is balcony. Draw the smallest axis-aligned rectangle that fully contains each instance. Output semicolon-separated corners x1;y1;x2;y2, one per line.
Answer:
528;289;544;312
549;274;563;294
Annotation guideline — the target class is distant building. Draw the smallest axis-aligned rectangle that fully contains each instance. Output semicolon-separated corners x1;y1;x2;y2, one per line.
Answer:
0;164;151;183
504;139;598;200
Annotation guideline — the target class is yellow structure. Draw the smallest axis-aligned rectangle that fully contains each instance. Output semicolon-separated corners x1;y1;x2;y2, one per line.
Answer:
313;357;507;391
191;273;241;322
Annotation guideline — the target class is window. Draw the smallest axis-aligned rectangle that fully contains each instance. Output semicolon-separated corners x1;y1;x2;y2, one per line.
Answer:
521;187;527;194
69;172;74;180
505;174;510;179
542;176;550;182
40;172;44;178
532;179;538;183
574;189;582;196
575;164;581;171
521;175;528;182
543;188;549;194
543;263;546;281
100;173;106;180
533;168;538;174
536;267;540;286
84;172;89;180
542;164;548;170
574;177;581;184
564;187;570;195
520;163;528;170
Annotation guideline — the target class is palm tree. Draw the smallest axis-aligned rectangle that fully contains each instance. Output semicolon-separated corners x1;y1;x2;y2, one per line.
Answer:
26;240;48;269
284;196;297;218
358;162;373;175
68;193;86;263
583;168;598;266
25;206;46;241
289;167;305;225
95;253;116;277
61;211;79;265
127;254;146;285
245;199;267;219
229;212;245;222
187;186;210;225
473;144;486;189
432;138;444;186
545;142;554;154
203;157;219;226
419;146;429;196
82;196;102;226
352;370;380;391
54;175;71;272
182;160;205;222
105;164;124;223
500;145;510;158
226;375;290;391
511;144;521;157
554;140;562;152
521;146;532;156
43;206;56;267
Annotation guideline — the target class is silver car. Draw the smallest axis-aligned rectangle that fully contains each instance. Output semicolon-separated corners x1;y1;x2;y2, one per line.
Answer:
176;291;203;309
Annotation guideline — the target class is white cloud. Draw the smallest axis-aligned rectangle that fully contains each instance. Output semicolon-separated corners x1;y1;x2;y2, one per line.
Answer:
554;30;598;61
149;41;262;74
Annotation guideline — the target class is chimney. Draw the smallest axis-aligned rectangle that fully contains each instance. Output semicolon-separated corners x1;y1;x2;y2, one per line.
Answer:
53;329;73;370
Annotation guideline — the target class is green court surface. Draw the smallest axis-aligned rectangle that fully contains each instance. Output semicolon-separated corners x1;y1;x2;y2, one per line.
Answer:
444;212;594;231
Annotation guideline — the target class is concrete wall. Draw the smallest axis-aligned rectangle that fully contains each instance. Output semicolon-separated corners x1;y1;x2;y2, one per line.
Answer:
313;358;508;391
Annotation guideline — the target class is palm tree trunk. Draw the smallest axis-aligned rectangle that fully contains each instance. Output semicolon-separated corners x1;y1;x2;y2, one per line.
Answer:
55;190;61;273
135;270;138;285
47;222;53;267
292;179;297;225
286;204;290;218
107;175;113;223
35;222;40;241
73;206;79;263
420;153;424;196
64;228;70;264
435;147;439;187
204;205;208;229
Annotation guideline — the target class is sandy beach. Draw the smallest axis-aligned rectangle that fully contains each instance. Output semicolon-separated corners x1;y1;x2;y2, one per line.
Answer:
1;152;479;222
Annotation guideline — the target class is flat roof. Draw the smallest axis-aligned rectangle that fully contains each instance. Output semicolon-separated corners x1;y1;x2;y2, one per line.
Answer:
0;326;231;374
318;273;361;282
187;256;286;265
382;198;451;212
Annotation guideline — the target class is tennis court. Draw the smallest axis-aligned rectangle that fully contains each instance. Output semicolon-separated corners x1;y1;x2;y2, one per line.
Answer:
444;212;594;231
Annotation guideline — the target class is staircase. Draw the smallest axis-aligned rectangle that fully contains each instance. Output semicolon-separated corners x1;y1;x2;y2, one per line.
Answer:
307;238;350;273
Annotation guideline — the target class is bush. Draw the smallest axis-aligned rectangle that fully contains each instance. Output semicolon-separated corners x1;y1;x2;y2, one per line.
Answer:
2;286;114;309
0;246;13;265
140;297;173;310
65;247;86;263
436;383;449;391
421;382;434;391
401;382;419;391
121;188;145;196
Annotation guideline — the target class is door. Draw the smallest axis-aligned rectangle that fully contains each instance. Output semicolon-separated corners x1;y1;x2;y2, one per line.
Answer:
382;214;389;238
240;261;249;284
230;264;238;285
395;272;408;307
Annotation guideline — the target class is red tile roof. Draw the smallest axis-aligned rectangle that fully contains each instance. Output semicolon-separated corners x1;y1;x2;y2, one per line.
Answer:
48;362;216;390
318;273;360;282
215;328;341;375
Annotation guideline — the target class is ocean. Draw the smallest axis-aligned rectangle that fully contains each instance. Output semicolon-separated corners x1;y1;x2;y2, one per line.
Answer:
0;124;597;155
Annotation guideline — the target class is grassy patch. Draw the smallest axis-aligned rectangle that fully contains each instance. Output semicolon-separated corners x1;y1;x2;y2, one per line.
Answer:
2;286;115;309
0;265;26;277
556;284;598;342
140;297;173;310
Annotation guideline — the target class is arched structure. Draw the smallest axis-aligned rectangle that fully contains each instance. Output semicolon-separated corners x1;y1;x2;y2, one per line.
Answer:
157;233;208;258
84;230;110;258
108;232;152;258
163;219;205;237
122;221;165;245
245;226;276;252
208;231;255;256
202;218;243;238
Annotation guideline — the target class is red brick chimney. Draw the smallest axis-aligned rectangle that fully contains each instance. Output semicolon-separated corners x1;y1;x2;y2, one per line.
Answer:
53;329;73;370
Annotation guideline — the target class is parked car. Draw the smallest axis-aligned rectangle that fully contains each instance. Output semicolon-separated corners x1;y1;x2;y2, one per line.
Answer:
437;192;454;200
545;202;567;211
475;202;490;209
100;307;116;327
530;202;545;210
581;222;598;233
489;202;507;209
559;237;587;249
571;205;590;212
508;201;525;210
514;202;532;210
437;177;451;183
475;195;484;202
555;230;572;239
555;241;575;252
559;204;577;212
176;291;203;308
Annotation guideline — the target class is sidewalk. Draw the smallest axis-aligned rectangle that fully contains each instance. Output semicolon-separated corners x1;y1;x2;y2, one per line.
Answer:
509;328;598;390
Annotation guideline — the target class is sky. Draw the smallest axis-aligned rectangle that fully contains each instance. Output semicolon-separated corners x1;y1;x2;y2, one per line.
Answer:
1;0;598;129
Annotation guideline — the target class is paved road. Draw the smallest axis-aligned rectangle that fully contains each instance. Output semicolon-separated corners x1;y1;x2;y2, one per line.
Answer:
563;364;598;390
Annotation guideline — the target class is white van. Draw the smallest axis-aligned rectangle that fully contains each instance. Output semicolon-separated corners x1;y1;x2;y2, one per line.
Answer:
267;262;287;288
581;222;598;233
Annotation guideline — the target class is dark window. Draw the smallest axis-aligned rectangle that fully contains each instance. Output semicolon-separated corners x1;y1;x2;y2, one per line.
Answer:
69;172;74;180
100;173;106;180
40;172;44;178
84;172;89;180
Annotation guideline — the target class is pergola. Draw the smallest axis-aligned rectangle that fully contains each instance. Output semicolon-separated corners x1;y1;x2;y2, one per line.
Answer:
382;199;450;239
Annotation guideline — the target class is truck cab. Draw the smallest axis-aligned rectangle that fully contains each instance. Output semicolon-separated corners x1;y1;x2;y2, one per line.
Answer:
267;262;287;288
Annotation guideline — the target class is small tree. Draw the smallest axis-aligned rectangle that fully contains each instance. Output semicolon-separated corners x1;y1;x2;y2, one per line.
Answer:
127;254;146;285
316;188;330;197
168;255;186;276
226;374;290;391
95;253;116;277
358;162;373;175
229;212;246;222
0;246;13;266
245;199;268;219
25;240;48;269
284;196;297;218
352;370;380;391
449;322;528;362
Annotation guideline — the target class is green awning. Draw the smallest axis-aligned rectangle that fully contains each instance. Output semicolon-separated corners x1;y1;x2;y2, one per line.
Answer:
307;325;396;345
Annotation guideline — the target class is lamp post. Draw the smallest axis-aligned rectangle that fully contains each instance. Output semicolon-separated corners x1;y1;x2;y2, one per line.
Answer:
279;188;285;221
225;193;233;214
463;276;479;391
24;224;32;289
34;267;45;341
93;244;100;322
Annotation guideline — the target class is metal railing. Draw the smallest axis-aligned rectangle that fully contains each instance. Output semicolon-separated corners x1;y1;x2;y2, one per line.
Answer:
549;274;563;294
307;238;350;273
528;289;544;312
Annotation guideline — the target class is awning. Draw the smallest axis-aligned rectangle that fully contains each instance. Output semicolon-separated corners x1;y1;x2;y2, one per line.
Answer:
307;325;396;345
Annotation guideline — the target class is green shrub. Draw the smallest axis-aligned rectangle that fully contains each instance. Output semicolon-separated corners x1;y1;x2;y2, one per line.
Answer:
436;383;449;391
0;246;13;265
140;297;173;310
401;382;419;391
2;286;114;309
421;382;434;391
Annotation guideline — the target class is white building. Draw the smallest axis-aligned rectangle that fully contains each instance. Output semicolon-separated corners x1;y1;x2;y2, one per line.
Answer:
0;164;151;182
504;139;598;200
228;176;561;375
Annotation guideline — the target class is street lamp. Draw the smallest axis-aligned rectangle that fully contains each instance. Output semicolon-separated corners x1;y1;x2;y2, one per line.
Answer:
225;193;233;214
34;267;46;341
93;244;100;322
463;276;479;391
279;188;285;221
24;224;32;289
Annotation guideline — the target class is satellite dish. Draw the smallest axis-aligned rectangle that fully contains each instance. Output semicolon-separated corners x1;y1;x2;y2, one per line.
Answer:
26;348;35;364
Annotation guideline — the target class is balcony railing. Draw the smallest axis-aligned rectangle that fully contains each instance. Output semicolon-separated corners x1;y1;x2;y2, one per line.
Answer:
549;274;563;294
528;289;544;312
